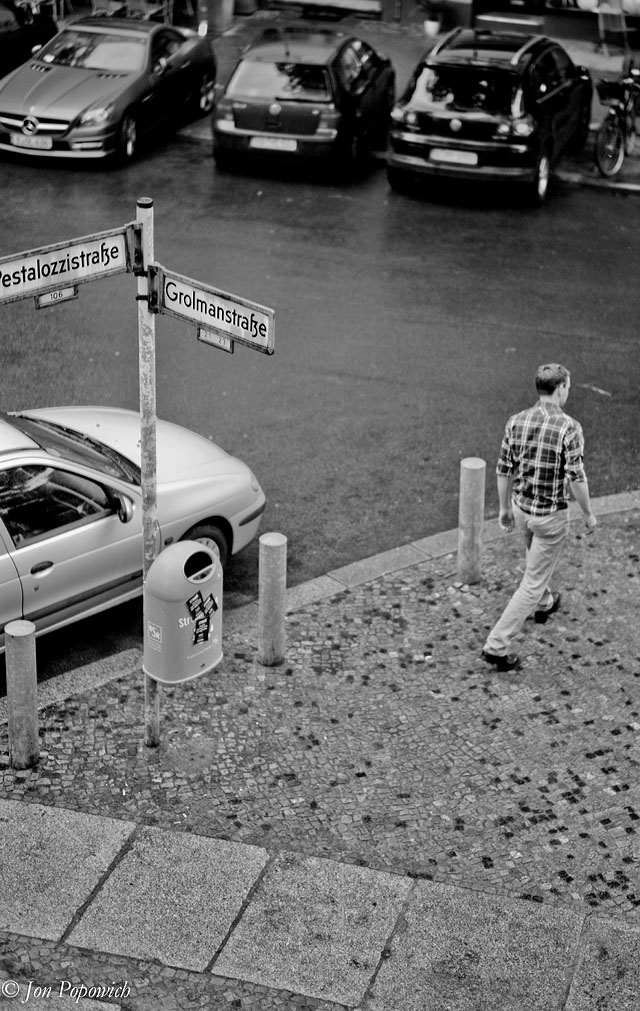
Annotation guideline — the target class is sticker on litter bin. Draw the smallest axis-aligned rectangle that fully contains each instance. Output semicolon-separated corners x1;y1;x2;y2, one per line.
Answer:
147;621;162;651
185;590;219;645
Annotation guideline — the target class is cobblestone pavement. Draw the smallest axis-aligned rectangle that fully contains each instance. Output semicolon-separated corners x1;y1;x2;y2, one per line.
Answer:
1;504;638;1009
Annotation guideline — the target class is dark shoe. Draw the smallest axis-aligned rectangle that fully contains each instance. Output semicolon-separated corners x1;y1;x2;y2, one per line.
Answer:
534;592;561;624
481;649;521;672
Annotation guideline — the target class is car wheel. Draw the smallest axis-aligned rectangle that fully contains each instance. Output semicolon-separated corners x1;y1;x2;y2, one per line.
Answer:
387;166;408;193
181;523;229;568
373;81;395;148
213;149;236;173
570;102;591;152
116;111;137;163
194;71;215;117
338;131;363;177
528;151;550;205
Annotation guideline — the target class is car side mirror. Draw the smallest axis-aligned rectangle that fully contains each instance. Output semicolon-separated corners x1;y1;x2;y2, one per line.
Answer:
114;493;134;524
153;56;168;77
31;44;42;56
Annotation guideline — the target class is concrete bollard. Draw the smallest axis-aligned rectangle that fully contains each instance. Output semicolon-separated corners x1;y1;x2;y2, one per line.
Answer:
258;532;287;667
5;620;39;769
457;457;486;585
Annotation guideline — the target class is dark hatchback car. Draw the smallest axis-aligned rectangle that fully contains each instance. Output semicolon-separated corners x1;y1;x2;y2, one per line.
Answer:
387;29;593;204
212;26;395;173
0;0;57;79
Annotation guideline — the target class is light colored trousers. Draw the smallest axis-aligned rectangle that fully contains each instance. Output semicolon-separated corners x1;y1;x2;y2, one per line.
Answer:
483;502;570;656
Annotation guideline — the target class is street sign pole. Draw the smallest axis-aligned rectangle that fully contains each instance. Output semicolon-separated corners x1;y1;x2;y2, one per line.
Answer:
136;197;161;748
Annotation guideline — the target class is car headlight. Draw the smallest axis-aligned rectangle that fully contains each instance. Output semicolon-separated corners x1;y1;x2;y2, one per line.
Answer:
79;104;115;127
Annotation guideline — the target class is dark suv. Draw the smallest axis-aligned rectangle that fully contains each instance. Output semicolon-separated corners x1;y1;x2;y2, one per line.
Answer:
212;26;395;173
387;29;592;204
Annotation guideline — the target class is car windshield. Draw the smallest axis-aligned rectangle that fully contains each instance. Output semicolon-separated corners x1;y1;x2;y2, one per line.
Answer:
227;61;331;102
7;414;140;485
36;29;146;73
410;65;516;115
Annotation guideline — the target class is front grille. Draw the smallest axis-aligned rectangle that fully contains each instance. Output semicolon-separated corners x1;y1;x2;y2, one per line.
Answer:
0;113;70;134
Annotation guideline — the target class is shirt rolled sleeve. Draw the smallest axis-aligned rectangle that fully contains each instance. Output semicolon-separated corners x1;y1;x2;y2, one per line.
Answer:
495;426;514;477
564;422;586;483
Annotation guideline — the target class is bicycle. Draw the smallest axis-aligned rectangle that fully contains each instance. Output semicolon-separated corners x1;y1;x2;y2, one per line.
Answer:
594;62;640;178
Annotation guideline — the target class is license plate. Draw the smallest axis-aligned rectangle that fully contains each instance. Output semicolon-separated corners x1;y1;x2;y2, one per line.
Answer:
430;148;478;166
10;132;52;150
249;136;297;152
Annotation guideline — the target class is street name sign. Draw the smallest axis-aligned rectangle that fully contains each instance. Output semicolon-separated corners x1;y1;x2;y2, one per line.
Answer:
0;224;136;306
154;264;275;355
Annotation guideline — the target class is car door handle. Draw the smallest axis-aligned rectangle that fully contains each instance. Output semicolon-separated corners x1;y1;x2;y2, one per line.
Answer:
30;561;53;574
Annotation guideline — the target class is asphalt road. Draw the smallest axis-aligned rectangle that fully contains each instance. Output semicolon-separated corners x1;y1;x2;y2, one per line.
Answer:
1;134;639;681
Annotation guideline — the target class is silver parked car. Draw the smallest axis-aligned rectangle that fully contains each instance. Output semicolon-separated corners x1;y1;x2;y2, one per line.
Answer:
0;17;216;161
0;406;265;651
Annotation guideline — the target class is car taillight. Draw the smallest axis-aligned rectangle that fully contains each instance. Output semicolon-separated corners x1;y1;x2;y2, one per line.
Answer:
215;102;234;123
495;116;535;138
317;106;339;137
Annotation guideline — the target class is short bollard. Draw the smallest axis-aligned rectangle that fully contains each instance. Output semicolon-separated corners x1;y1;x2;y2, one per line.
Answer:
258;532;287;666
457;457;486;585
5;620;39;769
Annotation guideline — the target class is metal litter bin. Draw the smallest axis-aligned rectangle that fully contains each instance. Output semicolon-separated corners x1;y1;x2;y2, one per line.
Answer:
143;541;223;684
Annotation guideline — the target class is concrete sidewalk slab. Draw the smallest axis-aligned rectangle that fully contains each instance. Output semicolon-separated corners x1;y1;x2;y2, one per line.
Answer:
0;800;134;941
68;827;268;971
364;879;584;1011
214;851;412;1005
565;915;640;1011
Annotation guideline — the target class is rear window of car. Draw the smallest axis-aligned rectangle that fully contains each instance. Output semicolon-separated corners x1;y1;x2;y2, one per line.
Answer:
408;65;516;115
227;61;331;102
38;29;146;73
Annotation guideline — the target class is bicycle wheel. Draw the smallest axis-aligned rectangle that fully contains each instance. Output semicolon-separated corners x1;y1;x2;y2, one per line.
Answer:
624;105;637;155
595;116;625;177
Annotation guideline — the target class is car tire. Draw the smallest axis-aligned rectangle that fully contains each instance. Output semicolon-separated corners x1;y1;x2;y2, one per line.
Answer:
181;523;229;568
213;149;236;173
194;71;215;118
116;110;137;164
337;131;364;178
570;101;591;152
527;151;550;205
373;81;395;149
387;166;408;193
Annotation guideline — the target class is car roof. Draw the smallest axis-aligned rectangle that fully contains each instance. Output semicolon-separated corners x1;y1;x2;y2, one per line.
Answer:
244;26;351;65
428;28;551;69
0;414;39;455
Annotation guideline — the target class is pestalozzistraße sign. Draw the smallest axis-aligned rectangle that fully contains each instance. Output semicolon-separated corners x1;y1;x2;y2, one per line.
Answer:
0;225;136;305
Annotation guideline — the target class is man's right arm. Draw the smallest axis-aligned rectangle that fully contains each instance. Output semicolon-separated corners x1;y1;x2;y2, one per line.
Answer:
565;423;596;531
569;479;597;530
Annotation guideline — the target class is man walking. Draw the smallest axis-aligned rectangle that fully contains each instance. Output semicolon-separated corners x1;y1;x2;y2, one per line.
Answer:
481;363;597;672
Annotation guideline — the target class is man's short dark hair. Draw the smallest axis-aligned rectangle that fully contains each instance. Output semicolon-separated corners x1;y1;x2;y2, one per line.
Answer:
535;363;570;396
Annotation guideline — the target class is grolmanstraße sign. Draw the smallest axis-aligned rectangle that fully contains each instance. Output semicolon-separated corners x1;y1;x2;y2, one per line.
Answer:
0;225;135;305
154;264;275;355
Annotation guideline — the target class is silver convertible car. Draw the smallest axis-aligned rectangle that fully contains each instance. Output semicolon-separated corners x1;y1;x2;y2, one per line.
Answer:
0;407;266;651
0;17;216;161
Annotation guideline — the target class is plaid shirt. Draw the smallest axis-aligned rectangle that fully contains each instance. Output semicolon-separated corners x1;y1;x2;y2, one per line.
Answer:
496;401;587;516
